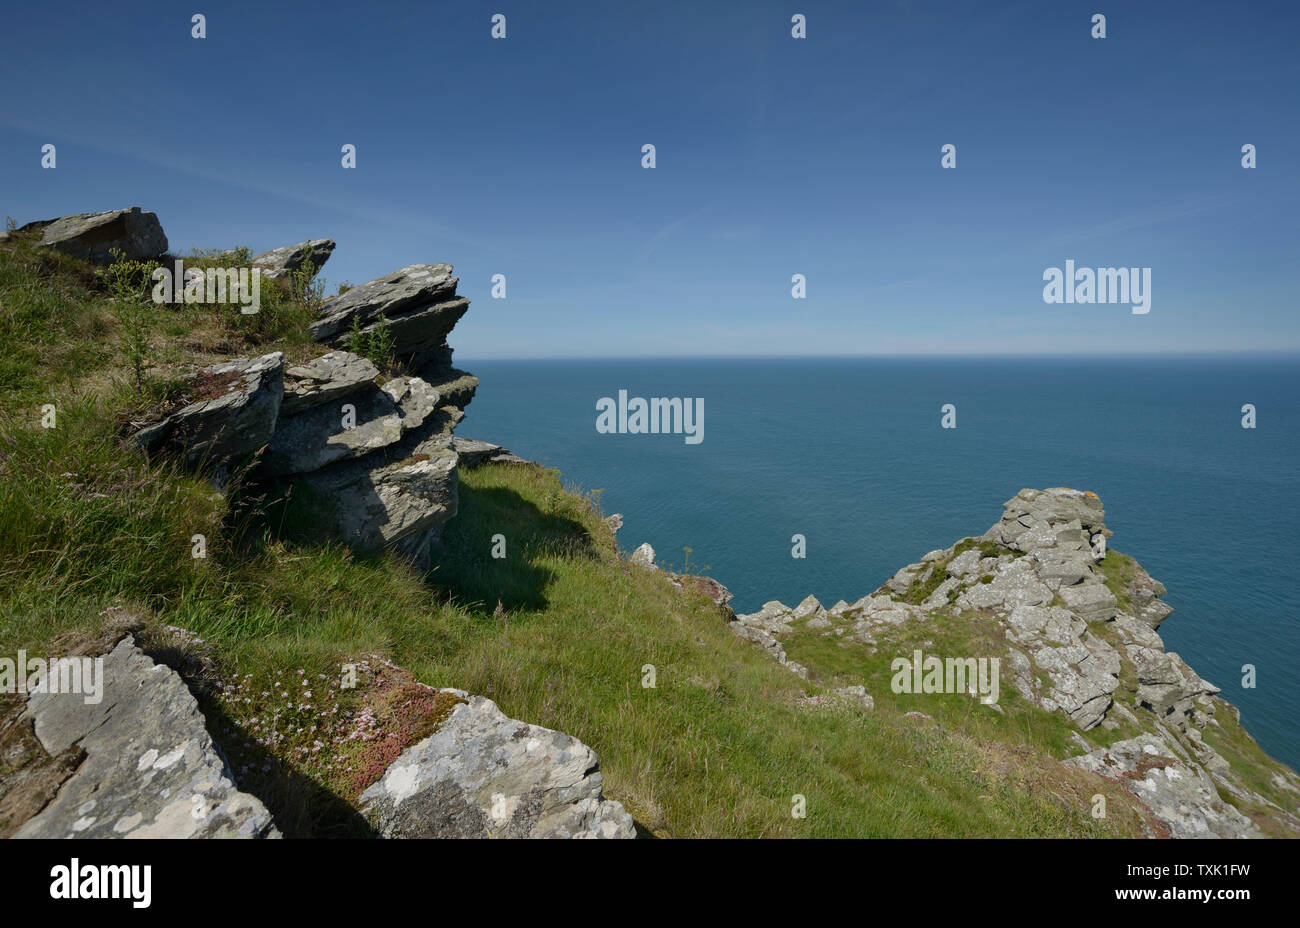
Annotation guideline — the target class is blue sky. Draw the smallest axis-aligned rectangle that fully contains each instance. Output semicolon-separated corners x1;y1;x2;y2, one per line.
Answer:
2;0;1297;358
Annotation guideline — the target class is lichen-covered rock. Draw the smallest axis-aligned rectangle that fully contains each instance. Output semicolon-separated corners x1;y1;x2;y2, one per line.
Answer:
1064;734;1260;839
12;634;276;839
358;694;634;838
630;542;656;569
280;350;378;415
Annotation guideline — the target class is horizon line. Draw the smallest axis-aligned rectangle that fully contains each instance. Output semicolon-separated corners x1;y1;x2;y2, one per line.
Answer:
456;349;1300;363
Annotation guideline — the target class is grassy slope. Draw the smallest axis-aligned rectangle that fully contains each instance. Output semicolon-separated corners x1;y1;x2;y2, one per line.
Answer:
0;233;1172;837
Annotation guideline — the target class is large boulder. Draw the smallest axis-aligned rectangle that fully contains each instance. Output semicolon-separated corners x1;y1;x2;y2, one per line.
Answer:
359;694;635;838
251;239;336;288
11;631;276;839
129;352;284;468
19;207;168;263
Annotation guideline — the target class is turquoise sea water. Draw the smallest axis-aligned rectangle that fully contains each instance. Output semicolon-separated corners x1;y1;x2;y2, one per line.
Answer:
457;356;1300;770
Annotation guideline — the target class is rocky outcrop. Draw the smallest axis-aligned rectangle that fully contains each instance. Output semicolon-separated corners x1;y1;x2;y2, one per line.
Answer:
6;626;276;839
735;487;1300;838
121;247;482;564
310;264;468;355
251;239;335;287
359;694;635;838
1065;735;1259;838
4;207;168;262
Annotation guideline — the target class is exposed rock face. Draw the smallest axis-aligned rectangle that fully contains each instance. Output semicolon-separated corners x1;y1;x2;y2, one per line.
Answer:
1065;735;1260;838
123;252;481;564
310;264;468;354
731;600;810;679
295;445;460;566
359;694;635;838
263;375;440;477
281;351;379;415
10;629;276;839
735;487;1300;838
131;352;285;468
13;207;168;262
251;239;335;287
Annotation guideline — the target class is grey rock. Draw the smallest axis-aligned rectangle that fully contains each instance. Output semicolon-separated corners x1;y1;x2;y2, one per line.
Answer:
946;549;982;578
735;601;795;634
451;437;528;469
280;350;378;415
311;263;464;350
730;622;789;663
27;207;167;262
957;558;1052;611
791;595;825;622
131;352;284;467
1064;734;1260;838
294;444;459;565
359;695;634;838
250;239;335;286
1059;582;1118;623
263;376;440;477
630;542;656;569
15;636;276;839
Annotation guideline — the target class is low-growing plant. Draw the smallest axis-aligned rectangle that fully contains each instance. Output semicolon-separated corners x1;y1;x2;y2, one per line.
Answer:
346;312;395;371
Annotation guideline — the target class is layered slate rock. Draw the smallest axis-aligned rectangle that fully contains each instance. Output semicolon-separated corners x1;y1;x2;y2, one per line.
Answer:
119;240;479;566
310;263;467;353
359;694;635;839
293;445;460;566
280;350;378;416
13;632;276;839
15;207;168;262
264;375;440;477
250;239;336;287
130;353;284;468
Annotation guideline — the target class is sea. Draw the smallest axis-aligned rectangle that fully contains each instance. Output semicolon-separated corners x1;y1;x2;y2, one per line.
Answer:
457;356;1300;771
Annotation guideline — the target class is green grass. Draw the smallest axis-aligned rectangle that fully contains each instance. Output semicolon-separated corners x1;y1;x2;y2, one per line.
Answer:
0;237;1197;837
